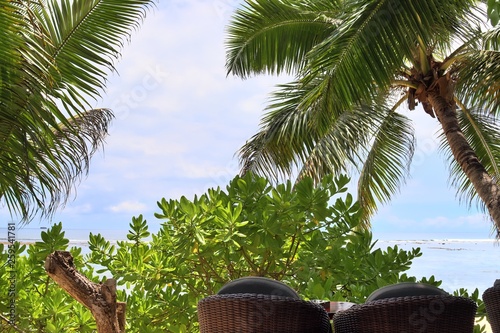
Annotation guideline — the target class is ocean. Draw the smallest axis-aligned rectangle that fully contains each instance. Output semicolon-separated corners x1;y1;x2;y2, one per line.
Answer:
3;227;500;296
375;238;499;295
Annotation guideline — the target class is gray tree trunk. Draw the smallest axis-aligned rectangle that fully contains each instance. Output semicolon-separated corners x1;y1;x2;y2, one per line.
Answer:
45;251;126;333
429;91;500;236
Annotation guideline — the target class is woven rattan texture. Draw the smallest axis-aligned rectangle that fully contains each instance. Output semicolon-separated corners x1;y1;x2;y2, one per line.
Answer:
197;293;332;333
484;286;500;333
333;295;477;333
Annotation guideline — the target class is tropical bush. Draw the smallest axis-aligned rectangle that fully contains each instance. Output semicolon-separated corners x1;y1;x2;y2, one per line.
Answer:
0;223;97;332
0;174;486;332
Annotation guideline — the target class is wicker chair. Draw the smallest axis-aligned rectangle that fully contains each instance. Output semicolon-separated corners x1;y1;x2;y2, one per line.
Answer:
483;280;500;333
217;276;301;299
333;295;477;333
197;293;333;333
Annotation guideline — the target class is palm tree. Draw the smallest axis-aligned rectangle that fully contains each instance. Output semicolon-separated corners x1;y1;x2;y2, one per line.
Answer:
225;0;500;234
0;0;154;221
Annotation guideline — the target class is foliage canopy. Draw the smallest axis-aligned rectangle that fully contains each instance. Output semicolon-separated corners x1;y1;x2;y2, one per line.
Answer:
0;0;155;222
0;174;487;332
226;0;500;233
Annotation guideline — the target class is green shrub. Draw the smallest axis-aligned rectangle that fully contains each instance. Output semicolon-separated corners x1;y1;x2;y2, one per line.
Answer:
0;173;486;332
0;223;96;332
86;173;431;332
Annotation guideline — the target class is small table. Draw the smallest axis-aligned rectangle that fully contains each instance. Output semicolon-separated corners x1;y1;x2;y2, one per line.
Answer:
317;301;356;319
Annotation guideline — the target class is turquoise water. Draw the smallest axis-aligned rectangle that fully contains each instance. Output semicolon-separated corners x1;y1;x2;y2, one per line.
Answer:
375;239;499;295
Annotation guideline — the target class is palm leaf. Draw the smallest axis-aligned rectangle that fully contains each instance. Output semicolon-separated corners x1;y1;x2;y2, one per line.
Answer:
226;0;340;77
454;41;500;115
239;82;324;180
0;0;154;220
296;105;382;183
357;104;415;225
37;0;156;111
302;0;480;110
0;1;23;83
239;71;378;180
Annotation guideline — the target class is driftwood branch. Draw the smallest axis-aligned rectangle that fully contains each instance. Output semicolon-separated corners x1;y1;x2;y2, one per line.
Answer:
44;251;126;333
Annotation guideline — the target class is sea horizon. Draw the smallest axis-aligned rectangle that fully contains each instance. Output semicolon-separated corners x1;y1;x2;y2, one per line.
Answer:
2;226;499;296
2;224;498;242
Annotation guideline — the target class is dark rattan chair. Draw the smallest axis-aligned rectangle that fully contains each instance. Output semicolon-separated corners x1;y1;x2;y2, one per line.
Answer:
217;276;301;299
366;282;449;301
483;280;500;333
333;295;477;333
198;293;333;333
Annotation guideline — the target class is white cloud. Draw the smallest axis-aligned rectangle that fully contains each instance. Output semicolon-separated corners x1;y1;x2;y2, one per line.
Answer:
423;214;490;228
36;0;492;242
109;201;148;213
59;203;93;215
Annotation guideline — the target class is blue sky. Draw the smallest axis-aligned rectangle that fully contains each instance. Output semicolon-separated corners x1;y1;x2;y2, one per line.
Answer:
5;0;496;240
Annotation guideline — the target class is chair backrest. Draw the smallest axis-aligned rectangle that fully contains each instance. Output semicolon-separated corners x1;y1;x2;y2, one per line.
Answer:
483;281;500;333
366;282;449;302
217;276;300;299
197;293;332;333
333;295;477;333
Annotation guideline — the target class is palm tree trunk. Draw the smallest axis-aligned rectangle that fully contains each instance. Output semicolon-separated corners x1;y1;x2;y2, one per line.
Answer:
428;92;500;235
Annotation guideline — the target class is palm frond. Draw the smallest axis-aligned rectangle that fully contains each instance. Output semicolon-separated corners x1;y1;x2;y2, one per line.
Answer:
0;0;154;221
296;105;385;183
238;63;415;225
239;81;325;181
454;43;500;116
303;0;479;110
245;77;417;225
0;2;24;135
483;23;500;49
0;1;23;80
37;0;156;112
0;107;113;221
357;105;415;225
239;71;378;180
226;0;339;78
